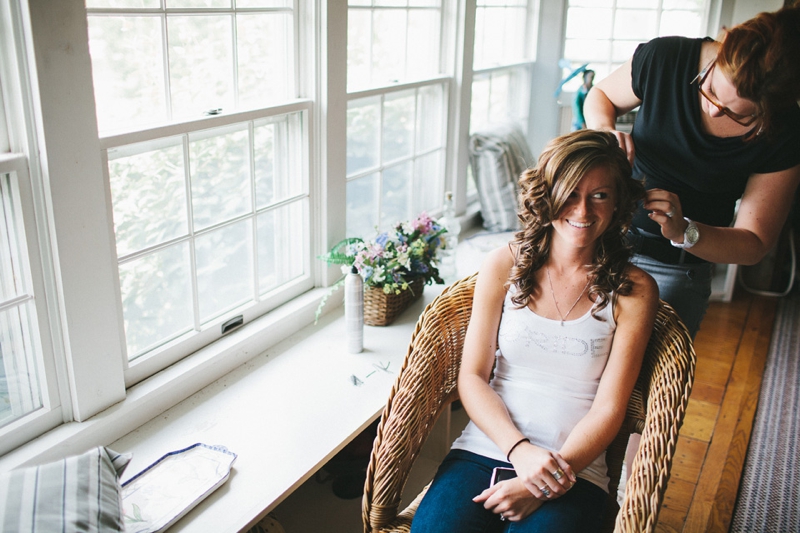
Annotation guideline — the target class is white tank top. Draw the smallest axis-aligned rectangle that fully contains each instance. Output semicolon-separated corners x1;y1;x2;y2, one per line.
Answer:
451;285;617;492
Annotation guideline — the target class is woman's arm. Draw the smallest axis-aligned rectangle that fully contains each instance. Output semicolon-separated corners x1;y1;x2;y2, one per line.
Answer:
462;247;575;521
646;163;800;265
583;58;641;163
557;267;658;473
459;246;571;484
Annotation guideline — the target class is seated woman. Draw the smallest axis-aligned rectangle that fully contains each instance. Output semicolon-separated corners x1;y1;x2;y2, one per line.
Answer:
411;130;658;533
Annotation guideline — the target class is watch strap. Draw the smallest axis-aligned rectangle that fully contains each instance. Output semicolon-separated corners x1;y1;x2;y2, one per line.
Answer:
670;217;698;249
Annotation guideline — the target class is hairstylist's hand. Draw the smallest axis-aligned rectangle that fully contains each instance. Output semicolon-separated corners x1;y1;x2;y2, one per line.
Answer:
508;442;576;500
609;129;635;165
473;478;543;522
645;188;688;242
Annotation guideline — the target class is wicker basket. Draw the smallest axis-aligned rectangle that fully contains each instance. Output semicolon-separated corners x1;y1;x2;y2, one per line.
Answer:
363;277;425;326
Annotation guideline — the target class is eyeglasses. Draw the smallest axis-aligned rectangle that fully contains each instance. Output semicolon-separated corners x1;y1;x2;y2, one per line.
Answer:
691;60;759;127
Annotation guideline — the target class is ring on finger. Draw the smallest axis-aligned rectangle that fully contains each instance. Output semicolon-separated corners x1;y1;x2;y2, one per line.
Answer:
665;209;675;218
540;485;551;498
552;468;564;481
500;514;506;521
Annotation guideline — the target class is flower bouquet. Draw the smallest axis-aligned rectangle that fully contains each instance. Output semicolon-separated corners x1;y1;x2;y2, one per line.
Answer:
318;212;447;326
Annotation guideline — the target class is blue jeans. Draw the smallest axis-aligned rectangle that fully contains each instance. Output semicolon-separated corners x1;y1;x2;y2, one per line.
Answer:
411;450;607;533
631;253;712;339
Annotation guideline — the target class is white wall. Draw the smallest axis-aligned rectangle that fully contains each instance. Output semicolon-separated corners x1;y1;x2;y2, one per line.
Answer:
732;0;783;26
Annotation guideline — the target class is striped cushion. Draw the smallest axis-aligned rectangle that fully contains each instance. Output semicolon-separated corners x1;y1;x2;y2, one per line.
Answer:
468;123;535;232
0;446;130;532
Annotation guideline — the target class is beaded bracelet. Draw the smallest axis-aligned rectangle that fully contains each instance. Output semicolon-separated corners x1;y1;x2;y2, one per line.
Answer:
506;437;531;462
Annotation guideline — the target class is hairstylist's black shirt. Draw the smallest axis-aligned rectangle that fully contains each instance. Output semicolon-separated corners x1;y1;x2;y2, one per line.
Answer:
629;36;800;236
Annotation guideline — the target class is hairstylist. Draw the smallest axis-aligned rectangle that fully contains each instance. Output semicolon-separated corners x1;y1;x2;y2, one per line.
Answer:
583;6;800;337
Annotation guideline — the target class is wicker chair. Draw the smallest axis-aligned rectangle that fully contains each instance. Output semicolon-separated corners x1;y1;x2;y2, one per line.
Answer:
362;273;696;533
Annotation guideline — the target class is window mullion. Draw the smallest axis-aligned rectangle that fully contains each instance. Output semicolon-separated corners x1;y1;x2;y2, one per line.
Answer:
377;93;385;227
162;13;173;122
249;120;259;302
183;134;201;333
232;13;240;109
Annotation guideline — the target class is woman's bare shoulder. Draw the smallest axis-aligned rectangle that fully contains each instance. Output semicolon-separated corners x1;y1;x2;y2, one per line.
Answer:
615;264;659;319
483;243;516;267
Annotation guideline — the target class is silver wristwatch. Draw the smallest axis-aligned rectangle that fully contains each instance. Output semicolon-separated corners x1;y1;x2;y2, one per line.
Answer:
671;217;699;249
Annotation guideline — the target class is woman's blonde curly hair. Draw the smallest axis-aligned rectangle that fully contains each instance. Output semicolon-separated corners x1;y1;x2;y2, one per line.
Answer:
508;129;645;318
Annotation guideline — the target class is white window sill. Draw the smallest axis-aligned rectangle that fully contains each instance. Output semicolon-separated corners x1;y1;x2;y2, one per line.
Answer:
114;287;446;533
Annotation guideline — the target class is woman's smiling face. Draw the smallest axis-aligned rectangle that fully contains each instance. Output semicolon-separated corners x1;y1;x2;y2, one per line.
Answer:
551;165;617;251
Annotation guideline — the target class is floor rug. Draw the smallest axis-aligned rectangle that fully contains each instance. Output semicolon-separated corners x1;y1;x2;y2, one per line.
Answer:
730;291;800;532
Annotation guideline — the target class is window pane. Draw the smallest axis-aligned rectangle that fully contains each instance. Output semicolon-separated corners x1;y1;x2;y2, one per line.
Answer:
502;7;528;63
611;41;640;63
0;184;23;302
168;15;234;120
617;0;658;7
382;91;416;163
87;0;160;7
470;76;491;133
474;7;502;67
663;0;704;8
195;220;253;322
347;173;379;239
568;0;612;7
257;200;306;294
347;98;381;176
372;10;408;85
475;6;530;69
407;10;441;80
0;172;43;426
237;13;293;108
564;38;611;63
237;0;292;6
381;161;412;230
87;15;167;133
413;152;442;215
0;304;43;427
108;139;189;257
614;9;657;40
347;9;372;91
565;8;612;39
254;115;303;209
167;0;231;7
660;11;702;37
189;126;251;231
119;243;193;358
489;72;511;124
417;84;444;152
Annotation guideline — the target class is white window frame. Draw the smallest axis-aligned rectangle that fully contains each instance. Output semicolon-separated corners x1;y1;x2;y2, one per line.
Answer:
0;1;73;456
345;78;451;237
562;0;711;78
81;1;317;383
0;154;65;456
100;102;315;385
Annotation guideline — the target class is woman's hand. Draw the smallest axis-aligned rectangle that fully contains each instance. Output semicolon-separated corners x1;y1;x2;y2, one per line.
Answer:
645;188;688;243
509;441;577;499
473;477;545;522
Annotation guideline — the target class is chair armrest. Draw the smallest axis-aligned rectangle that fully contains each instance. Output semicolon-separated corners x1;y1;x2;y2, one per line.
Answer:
614;302;696;533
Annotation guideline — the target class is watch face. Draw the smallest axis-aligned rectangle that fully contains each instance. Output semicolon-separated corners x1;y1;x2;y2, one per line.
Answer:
686;222;700;245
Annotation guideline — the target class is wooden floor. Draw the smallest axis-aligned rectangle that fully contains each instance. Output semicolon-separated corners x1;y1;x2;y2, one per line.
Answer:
655;287;778;533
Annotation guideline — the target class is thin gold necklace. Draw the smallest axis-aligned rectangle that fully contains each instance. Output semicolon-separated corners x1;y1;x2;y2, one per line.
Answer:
546;267;591;326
